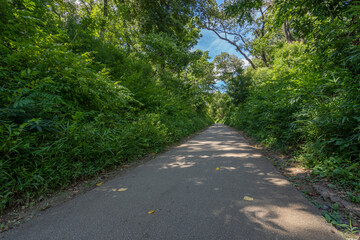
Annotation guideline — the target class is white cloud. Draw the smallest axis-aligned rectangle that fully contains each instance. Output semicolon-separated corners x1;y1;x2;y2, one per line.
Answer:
242;59;250;68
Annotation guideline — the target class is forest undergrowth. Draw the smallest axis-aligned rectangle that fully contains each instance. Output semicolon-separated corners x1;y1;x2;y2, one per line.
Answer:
0;0;214;212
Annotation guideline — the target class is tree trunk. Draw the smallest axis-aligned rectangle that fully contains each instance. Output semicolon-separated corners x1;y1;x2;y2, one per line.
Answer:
282;20;295;44
100;0;108;39
261;51;269;67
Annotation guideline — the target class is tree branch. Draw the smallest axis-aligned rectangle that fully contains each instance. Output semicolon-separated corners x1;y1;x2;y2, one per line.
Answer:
207;27;256;69
79;0;91;15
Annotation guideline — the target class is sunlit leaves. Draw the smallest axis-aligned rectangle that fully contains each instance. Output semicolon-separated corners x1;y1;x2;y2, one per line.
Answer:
213;52;243;84
0;0;214;213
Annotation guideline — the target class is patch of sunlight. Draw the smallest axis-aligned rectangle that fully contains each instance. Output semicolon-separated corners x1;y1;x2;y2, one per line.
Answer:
239;204;319;234
264;177;290;186
243;163;257;168
161;161;196;169
222;166;236;171
217;153;249;158
194;180;204;186
186;177;207;186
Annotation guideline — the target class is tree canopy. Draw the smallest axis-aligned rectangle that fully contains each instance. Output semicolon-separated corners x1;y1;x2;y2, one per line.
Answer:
0;0;359;214
0;0;214;212
208;0;360;202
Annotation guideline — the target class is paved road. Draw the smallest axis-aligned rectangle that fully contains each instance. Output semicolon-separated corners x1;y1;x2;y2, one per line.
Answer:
1;124;343;240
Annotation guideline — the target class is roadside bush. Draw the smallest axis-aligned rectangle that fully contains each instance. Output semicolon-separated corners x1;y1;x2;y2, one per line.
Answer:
226;43;360;194
0;1;213;212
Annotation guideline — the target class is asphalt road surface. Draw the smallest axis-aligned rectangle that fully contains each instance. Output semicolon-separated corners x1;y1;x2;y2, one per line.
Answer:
1;124;344;240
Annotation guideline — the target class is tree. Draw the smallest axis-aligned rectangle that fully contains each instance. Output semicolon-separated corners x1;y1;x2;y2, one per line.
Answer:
213;52;242;84
118;0;200;48
197;0;272;69
271;0;359;75
213;52;250;104
187;50;215;91
207;91;231;122
0;0;215;212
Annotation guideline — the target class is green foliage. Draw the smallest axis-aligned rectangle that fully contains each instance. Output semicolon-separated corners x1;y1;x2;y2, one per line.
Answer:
322;204;343;225
225;41;360;196
0;0;213;212
217;0;360;199
207;92;231;123
213;52;243;83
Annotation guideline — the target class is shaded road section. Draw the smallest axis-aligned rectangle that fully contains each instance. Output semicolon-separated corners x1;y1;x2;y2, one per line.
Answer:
1;124;343;240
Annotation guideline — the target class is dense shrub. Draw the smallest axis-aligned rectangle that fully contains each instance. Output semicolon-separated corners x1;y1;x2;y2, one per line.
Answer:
226;43;360;194
0;1;213;211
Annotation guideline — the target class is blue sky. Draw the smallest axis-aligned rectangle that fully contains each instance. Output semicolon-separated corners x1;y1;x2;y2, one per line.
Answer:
192;0;243;62
193;29;242;61
193;29;237;91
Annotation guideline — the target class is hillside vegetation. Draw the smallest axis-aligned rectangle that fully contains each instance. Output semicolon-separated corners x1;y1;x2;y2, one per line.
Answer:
204;0;360;201
0;0;214;211
1;0;359;212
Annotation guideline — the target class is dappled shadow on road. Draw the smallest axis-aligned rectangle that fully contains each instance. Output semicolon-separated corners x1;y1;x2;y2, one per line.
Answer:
91;124;340;239
1;124;341;240
146;124;338;239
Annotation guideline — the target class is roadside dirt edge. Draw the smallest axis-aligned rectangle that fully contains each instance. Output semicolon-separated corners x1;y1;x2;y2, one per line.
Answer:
227;125;360;239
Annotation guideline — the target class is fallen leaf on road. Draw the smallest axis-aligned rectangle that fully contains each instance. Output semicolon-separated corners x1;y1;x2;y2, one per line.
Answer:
243;196;254;201
117;188;128;192
216;167;220;170
96;182;104;186
148;210;155;214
